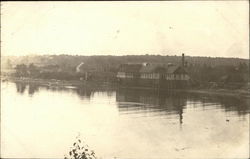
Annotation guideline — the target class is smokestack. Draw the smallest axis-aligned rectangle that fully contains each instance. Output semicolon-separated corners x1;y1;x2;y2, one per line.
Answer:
182;53;185;67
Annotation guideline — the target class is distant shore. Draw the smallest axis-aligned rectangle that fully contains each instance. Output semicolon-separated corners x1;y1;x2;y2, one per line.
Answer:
2;76;250;98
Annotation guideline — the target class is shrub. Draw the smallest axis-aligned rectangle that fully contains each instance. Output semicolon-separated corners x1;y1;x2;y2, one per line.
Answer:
64;136;96;159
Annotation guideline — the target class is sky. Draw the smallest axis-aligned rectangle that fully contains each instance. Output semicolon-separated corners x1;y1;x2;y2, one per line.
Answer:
1;1;249;58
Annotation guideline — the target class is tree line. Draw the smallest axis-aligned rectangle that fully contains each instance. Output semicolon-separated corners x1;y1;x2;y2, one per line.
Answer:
2;54;249;87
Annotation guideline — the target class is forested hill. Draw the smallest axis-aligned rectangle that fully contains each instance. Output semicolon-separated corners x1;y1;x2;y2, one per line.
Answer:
2;54;249;69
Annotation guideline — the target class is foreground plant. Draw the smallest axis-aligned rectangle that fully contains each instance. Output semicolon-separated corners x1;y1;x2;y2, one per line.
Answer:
64;135;96;159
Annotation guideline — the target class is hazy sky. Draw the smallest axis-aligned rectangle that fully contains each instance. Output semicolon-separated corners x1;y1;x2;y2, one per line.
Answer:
1;1;249;58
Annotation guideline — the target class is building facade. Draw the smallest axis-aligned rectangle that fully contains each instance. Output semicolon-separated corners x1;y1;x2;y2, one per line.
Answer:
117;60;190;89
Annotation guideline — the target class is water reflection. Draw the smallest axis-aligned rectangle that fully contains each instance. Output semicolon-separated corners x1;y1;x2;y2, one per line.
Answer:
14;82;115;101
15;82;27;94
15;82;39;96
116;89;186;124
76;87;92;100
2;81;250;158
186;93;250;116
116;88;250;118
28;84;39;96
14;82;250;117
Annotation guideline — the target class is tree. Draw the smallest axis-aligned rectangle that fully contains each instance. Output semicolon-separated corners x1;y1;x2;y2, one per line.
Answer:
6;59;12;68
15;64;28;77
238;62;248;73
28;63;39;77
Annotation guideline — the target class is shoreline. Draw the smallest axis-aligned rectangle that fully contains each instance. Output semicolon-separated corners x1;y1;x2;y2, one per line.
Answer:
2;76;116;88
2;76;250;98
117;86;250;98
183;89;250;98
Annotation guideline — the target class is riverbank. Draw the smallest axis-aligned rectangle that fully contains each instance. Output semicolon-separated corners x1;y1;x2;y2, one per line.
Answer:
1;76;116;89
2;76;250;98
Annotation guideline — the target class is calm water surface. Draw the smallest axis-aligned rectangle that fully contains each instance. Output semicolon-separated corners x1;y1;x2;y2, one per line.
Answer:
1;81;249;158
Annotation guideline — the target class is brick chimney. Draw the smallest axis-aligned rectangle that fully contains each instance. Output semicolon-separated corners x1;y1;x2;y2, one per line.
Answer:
182;53;185;67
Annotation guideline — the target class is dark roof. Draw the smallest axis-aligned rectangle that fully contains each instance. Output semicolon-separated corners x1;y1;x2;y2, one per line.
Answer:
167;65;188;74
118;64;142;73
119;63;188;74
140;64;167;73
166;65;179;74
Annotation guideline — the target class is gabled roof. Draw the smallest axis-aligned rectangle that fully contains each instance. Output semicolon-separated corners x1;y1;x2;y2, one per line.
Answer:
118;64;142;73
166;65;188;74
167;65;189;74
166;65;179;74
139;64;167;73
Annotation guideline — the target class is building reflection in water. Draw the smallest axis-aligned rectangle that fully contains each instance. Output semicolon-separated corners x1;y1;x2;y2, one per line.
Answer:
14;82;249;119
187;93;250;116
116;88;250;124
116;88;187;124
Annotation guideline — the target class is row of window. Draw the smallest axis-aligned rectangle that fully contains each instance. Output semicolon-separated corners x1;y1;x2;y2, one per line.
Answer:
117;72;133;78
141;73;188;80
141;73;159;79
117;72;189;80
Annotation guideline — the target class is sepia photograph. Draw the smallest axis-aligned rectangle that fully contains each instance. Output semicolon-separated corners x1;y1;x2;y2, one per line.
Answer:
1;1;249;159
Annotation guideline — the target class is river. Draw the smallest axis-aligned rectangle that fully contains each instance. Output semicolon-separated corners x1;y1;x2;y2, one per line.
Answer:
1;81;249;158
